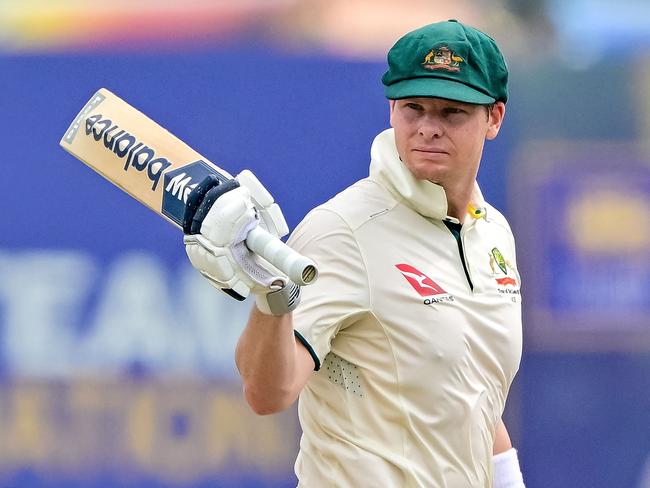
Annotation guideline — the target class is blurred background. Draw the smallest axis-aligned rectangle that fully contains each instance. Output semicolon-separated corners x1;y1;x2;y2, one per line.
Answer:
1;0;649;486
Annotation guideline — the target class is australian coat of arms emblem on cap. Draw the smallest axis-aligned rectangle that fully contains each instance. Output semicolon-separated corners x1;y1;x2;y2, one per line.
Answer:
422;46;464;72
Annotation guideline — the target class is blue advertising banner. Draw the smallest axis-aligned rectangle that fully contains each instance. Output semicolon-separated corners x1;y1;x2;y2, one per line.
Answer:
511;141;650;351
9;41;650;488
0;49;395;487
0;379;299;488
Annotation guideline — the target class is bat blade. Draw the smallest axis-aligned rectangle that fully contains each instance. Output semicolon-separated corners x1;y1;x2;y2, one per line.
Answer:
60;88;231;228
59;88;318;286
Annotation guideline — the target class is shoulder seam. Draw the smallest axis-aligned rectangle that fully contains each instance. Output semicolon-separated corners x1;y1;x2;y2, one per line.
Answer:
308;207;373;313
319;179;402;233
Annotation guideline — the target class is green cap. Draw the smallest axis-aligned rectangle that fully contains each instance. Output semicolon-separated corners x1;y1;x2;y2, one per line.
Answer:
382;20;508;104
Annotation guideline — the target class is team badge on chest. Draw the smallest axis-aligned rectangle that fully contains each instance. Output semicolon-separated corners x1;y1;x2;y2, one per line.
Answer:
488;248;520;298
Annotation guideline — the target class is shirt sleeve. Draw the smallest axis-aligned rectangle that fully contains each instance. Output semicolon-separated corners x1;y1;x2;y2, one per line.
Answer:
287;207;370;370
488;204;521;286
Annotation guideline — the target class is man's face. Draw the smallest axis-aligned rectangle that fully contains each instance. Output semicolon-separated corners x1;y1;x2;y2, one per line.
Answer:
389;97;505;191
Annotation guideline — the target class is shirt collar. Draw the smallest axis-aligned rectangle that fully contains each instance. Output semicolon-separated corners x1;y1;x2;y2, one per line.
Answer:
368;128;486;222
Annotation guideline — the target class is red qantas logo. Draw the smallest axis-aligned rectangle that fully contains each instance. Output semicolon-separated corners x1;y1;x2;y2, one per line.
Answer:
395;264;447;297
495;276;517;287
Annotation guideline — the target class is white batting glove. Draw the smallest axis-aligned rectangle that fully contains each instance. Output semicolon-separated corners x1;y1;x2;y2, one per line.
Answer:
237;169;289;239
183;171;300;316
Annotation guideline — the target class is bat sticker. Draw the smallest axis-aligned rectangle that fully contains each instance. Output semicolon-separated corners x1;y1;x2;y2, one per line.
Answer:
161;161;228;226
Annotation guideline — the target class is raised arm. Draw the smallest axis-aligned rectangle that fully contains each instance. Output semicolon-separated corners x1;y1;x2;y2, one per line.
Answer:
182;172;316;415
235;308;315;414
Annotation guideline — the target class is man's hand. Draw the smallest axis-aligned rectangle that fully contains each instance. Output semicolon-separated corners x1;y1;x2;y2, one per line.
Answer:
183;171;301;315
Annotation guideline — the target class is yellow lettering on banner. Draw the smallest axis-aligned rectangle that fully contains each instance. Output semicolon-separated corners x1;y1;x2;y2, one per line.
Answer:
206;388;298;470
125;384;156;468
145;380;209;484
6;382;51;463
568;190;650;253
205;389;248;465
59;380;130;470
0;378;299;482
132;381;299;483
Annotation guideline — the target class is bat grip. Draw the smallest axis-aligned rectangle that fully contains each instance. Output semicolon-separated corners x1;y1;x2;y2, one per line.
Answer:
245;227;318;286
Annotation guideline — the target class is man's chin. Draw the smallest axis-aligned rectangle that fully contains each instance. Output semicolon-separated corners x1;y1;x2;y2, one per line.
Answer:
413;170;446;184
412;164;446;182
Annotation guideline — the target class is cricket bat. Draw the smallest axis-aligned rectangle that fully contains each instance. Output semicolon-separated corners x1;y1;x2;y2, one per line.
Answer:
59;88;317;286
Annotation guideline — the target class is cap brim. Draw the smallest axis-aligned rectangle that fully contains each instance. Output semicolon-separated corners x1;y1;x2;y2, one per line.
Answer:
384;77;495;104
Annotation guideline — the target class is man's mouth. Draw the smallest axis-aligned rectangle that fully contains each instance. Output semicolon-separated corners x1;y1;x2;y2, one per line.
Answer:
413;148;448;154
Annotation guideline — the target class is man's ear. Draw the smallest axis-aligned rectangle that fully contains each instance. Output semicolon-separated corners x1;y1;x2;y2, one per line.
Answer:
486;101;506;140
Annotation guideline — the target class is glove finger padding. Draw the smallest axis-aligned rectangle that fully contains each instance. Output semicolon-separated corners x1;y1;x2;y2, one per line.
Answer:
183;175;251;299
236;170;289;239
184;182;290;300
182;175;239;235
200;187;256;246
184;233;251;299
199;188;288;289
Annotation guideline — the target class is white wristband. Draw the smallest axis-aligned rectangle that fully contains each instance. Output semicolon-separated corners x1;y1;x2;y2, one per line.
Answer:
493;448;525;488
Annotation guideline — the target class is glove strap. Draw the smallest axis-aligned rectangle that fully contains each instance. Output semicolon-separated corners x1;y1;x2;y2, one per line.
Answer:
255;282;301;316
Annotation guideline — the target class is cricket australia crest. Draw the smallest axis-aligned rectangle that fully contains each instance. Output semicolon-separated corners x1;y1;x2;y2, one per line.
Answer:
422;46;464;72
489;247;520;290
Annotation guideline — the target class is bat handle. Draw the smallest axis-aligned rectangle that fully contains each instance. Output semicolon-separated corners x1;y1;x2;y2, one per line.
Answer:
245;227;318;286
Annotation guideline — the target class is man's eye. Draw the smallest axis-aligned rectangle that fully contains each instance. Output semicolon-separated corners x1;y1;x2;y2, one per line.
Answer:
445;107;465;115
406;103;423;111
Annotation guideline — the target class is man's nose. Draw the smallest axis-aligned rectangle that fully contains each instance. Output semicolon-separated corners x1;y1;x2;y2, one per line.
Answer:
418;116;443;138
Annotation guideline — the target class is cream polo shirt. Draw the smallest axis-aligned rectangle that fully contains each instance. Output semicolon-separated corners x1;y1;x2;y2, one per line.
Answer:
288;129;523;488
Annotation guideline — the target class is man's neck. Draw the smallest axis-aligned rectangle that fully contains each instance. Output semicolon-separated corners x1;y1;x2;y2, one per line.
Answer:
446;202;469;221
442;183;473;222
